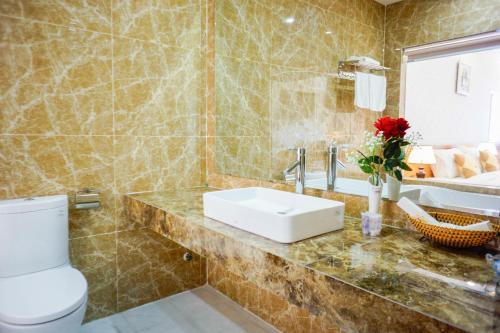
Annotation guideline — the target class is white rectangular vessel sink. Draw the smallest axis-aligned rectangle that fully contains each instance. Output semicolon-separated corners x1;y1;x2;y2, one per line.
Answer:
203;187;345;243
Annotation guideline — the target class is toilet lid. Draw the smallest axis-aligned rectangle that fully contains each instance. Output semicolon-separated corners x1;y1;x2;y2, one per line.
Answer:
0;266;87;325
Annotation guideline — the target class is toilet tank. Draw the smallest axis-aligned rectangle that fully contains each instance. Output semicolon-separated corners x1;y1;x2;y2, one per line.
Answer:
0;195;69;278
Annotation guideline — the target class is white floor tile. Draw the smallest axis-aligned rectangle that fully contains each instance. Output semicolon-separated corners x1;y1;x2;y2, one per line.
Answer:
82;286;281;333
121;303;171;331
81;314;134;333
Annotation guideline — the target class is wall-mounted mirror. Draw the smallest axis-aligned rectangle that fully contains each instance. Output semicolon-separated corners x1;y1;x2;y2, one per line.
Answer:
213;0;500;216
400;32;500;186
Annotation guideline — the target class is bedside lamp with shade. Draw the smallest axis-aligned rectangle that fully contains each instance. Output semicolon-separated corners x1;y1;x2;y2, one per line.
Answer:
408;146;436;178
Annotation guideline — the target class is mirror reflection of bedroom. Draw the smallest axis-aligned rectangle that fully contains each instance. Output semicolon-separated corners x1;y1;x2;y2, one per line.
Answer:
402;31;500;190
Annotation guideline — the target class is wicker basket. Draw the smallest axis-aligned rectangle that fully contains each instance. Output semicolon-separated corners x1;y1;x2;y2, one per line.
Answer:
407;212;500;248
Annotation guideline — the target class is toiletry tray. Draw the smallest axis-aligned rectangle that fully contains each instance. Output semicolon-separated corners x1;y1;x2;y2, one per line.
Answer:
407;212;500;248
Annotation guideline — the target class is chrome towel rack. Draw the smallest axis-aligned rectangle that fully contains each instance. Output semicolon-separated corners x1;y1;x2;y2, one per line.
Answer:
335;60;391;80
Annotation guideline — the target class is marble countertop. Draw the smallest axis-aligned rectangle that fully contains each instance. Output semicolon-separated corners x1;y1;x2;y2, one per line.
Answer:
128;187;498;333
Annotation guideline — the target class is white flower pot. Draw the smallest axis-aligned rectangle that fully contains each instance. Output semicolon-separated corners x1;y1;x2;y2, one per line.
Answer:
387;175;401;201
368;178;383;214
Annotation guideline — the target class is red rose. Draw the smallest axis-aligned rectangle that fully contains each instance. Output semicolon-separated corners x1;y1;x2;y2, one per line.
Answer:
374;117;410;139
393;117;410;137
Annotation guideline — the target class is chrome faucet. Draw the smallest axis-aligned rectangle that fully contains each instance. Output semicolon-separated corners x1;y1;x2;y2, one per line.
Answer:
326;142;345;191
283;148;306;194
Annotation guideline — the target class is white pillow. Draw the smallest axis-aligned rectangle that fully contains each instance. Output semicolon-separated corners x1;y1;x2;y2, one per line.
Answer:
430;148;461;178
457;146;482;174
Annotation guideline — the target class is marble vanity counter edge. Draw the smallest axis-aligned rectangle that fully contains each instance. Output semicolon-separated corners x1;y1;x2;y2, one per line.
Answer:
124;188;498;333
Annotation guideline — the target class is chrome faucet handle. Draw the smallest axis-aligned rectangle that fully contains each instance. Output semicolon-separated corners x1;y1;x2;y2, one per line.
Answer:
327;141;337;150
283;160;300;176
284;148;306;194
327;142;343;191
328;142;346;168
288;147;306;156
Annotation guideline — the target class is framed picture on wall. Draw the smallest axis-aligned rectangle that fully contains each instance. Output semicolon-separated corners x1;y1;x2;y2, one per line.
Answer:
456;61;471;95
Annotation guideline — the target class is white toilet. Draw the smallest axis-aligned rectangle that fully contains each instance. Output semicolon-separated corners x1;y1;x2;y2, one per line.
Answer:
0;195;88;333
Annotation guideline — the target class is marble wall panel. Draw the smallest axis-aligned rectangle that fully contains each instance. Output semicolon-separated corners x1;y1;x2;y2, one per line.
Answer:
208;259;328;333
215;136;271;180
0;0;206;322
205;236;469;333
270;1;333;72
117;228;206;312
0;17;113;136
113;37;202;136
0;0;112;33
0;135;116;237
114;136;203;195
215;0;271;63
112;0;201;50
113;75;201;136
122;195;167;231
70;233;117;322
215;55;270;137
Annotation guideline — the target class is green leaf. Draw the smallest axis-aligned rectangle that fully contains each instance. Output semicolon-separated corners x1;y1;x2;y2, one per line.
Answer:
372;155;383;164
394;146;401;159
384;144;396;158
384;158;398;168
394;169;403;181
360;165;373;174
401;162;412;171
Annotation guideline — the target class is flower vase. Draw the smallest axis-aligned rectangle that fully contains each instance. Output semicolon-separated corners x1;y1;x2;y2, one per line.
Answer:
368;175;383;214
386;175;401;201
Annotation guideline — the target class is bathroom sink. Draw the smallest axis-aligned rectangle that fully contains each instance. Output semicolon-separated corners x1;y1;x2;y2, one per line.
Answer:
203;187;345;243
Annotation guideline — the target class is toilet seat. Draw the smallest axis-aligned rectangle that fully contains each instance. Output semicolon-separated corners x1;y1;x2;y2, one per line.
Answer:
0;266;87;325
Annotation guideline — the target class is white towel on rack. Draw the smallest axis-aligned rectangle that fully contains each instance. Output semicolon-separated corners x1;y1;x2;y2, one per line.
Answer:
354;72;386;112
354;72;370;109
368;73;386;112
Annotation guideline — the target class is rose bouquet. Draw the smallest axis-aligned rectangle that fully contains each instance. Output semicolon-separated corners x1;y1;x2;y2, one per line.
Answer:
356;116;414;185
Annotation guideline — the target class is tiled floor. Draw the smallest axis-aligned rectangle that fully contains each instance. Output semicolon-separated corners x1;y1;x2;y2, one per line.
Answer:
81;285;281;333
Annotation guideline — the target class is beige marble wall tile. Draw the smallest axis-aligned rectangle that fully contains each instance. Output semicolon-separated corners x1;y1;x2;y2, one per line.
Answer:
113;37;201;136
215;0;271;63
204;0;216;138
112;0;201;49
0;17;113;135
270;1;332;72
113;77;201;136
1;0;207;324
0;0;111;33
438;5;500;40
0;135;116;238
70;233;117;322
270;66;320;135
117;228;206;312
114;136;202;194
215;136;271;180
312;0;385;31
215;55;270;137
